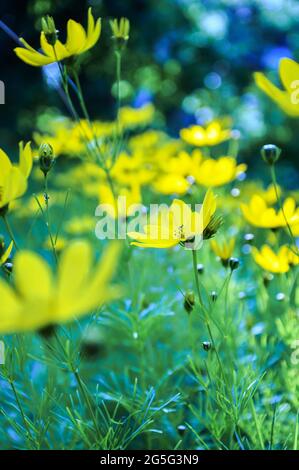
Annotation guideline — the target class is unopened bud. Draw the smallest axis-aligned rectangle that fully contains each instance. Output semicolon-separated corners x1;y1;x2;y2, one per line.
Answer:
177;425;187;436
184;291;195;314
202;341;212;351
197;263;204;274
263;272;274;288
110;17;130;50
261;144;281;166
39;143;55;176
41;16;58;46
210;290;217;302
229;257;239;271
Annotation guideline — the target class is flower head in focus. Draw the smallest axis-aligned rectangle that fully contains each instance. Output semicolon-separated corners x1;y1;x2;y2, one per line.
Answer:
180;121;231;147
0;142;33;212
254;58;299;117
14;8;101;67
0;241;121;334
128;189;218;249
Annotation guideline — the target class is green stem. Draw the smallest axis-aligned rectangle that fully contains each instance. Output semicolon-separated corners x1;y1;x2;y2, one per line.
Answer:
9;379;35;448
44;174;58;265
2;214;19;250
191;249;228;388
270;165;299;256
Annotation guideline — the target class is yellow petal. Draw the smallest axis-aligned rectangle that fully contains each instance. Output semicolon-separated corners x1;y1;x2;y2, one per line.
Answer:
14;251;53;299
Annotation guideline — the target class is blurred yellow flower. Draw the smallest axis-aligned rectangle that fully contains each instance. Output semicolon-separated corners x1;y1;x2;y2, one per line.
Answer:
128;189;218;249
252;245;290;273
241;195;299;229
99;183;142;219
118;104;155;130
152;174;190;196
194;156;246;187
210;238;235;264
0;142;33;210
254;58;299;117
180;121;231;147
14;8;101;67
0;241;121;334
65;216;95;235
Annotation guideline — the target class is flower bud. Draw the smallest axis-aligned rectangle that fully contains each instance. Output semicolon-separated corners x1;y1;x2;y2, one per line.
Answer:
80;326;106;360
110;17;130;50
229;257;239;271
41;16;58;46
3;261;13;274
275;292;285;302
177;425;187;436
197;263;204;274
263;272;273;288
261;144;281;166
39;143;55;176
184;291;195;314
202;341;212;351
210;290;218;302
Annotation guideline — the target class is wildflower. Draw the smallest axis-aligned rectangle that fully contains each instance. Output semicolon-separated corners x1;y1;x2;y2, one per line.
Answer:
0;240;121;334
252;245;290;273
0;142;33;212
152;174;190;196
118;104;155;130
210;238;235;267
180;121;231;147
128;189;217;249
254;58;299;117
14;8;101;67
241;195;299;229
0;238;13;266
261;144;281;166
194;157;246;187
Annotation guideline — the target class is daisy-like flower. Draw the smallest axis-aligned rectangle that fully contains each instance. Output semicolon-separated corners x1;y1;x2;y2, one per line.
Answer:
194;156;246;187
14;8;101;67
241;195;299;229
180;121;231;147
0;241;121;334
0;142;33;212
251;245;290;274
128;189;220;249
210;238;235;266
254;58;299;117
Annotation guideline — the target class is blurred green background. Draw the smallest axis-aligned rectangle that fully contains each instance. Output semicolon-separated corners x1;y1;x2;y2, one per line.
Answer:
1;0;299;185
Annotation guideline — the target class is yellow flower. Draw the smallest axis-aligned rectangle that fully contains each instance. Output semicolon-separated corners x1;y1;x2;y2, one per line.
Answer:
0;241;121;334
0;241;13;265
210;238;235;264
0;142;33;210
241;195;299;229
65;216;95;235
254;58;299;117
194;157;246;187
128;189;218;249
44;236;67;252
14;8;101;67
252;245;290;273
180;121;231;147
118;104;155;130
284;246;299;266
99;183;142;219
152;174;190;196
